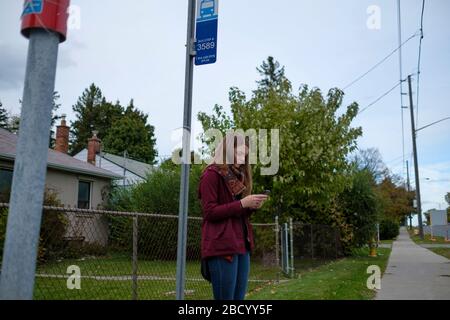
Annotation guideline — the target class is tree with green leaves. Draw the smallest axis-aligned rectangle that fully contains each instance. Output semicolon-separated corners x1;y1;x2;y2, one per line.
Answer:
198;57;362;225
70;84;158;164
337;168;381;251
102;100;158;164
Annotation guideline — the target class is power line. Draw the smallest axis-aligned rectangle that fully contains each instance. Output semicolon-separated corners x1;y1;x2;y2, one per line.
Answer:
342;32;419;91
416;116;450;133
357;81;401;115
415;0;426;127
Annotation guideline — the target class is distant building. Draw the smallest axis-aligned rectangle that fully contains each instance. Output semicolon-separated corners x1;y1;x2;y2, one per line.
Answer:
74;134;154;187
423;209;449;239
429;209;448;226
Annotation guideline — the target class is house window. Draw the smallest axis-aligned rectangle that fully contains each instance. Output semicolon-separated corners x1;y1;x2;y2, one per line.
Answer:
0;168;13;202
77;181;91;209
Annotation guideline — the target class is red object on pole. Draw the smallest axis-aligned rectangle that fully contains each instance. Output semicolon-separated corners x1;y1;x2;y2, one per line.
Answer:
21;0;70;43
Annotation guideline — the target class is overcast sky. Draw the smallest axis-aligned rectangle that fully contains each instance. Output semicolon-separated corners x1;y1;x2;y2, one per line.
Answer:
1;0;449;218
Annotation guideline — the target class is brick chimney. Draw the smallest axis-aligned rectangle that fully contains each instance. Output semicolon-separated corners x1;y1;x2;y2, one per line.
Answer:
87;130;101;165
55;114;69;154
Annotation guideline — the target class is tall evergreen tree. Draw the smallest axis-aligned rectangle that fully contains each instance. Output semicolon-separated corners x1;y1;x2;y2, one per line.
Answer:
255;56;291;97
70;83;123;155
0;101;8;129
49;91;62;148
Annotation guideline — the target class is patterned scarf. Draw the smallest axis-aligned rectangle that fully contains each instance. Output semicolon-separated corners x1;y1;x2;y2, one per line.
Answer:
213;164;246;198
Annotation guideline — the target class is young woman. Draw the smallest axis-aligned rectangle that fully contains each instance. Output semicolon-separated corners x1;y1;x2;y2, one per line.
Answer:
197;132;268;300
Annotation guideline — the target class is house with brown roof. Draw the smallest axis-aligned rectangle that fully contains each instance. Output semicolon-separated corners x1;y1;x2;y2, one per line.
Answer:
0;117;121;246
0;116;121;207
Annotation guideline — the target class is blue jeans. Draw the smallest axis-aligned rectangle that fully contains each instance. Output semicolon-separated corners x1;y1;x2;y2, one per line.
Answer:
207;251;250;300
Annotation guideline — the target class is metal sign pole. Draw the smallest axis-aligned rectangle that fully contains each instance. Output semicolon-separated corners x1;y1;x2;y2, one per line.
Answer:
0;29;61;299
0;0;69;300
175;0;196;301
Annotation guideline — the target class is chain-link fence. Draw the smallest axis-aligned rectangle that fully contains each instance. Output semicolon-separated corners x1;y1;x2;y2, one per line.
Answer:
291;222;344;273
0;203;283;300
0;204;345;299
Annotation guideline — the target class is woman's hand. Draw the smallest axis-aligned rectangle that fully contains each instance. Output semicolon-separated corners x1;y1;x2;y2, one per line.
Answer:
240;194;269;209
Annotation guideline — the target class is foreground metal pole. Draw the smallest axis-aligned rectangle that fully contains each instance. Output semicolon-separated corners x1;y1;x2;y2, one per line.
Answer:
0;29;60;299
176;0;196;300
408;75;424;239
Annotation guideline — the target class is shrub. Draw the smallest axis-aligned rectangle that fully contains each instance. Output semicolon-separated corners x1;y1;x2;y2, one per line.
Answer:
0;190;68;264
0;207;7;259
379;219;399;240
107;164;204;260
337;169;380;252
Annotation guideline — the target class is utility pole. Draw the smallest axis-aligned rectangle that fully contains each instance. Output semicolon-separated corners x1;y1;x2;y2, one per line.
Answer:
176;0;196;300
408;75;424;239
406;160;412;230
0;0;70;299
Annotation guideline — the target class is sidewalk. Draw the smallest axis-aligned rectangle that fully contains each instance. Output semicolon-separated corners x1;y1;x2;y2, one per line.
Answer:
376;227;450;300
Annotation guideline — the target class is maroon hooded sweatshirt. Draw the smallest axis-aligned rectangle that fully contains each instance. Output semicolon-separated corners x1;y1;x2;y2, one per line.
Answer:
198;165;256;259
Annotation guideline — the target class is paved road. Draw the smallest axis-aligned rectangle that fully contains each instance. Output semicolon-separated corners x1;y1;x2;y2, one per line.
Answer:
376;227;450;300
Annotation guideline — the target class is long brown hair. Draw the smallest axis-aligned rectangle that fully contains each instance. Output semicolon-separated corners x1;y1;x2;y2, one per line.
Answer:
206;131;253;197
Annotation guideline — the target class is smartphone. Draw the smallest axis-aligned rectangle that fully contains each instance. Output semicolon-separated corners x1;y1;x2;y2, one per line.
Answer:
263;190;271;195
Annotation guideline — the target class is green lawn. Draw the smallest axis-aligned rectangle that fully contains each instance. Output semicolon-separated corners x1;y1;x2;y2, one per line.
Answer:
427;248;450;260
247;248;391;300
32;249;391;300
408;229;448;244
33;253;284;300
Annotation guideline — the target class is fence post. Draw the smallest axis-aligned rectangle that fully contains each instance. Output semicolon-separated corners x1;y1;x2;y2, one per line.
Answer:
310;224;314;259
275;215;280;268
289;217;295;278
334;228;338;259
282;223;289;275
132;216;138;300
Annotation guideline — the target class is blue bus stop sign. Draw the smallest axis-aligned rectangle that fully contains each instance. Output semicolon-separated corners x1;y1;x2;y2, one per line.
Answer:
195;0;219;65
22;0;44;17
